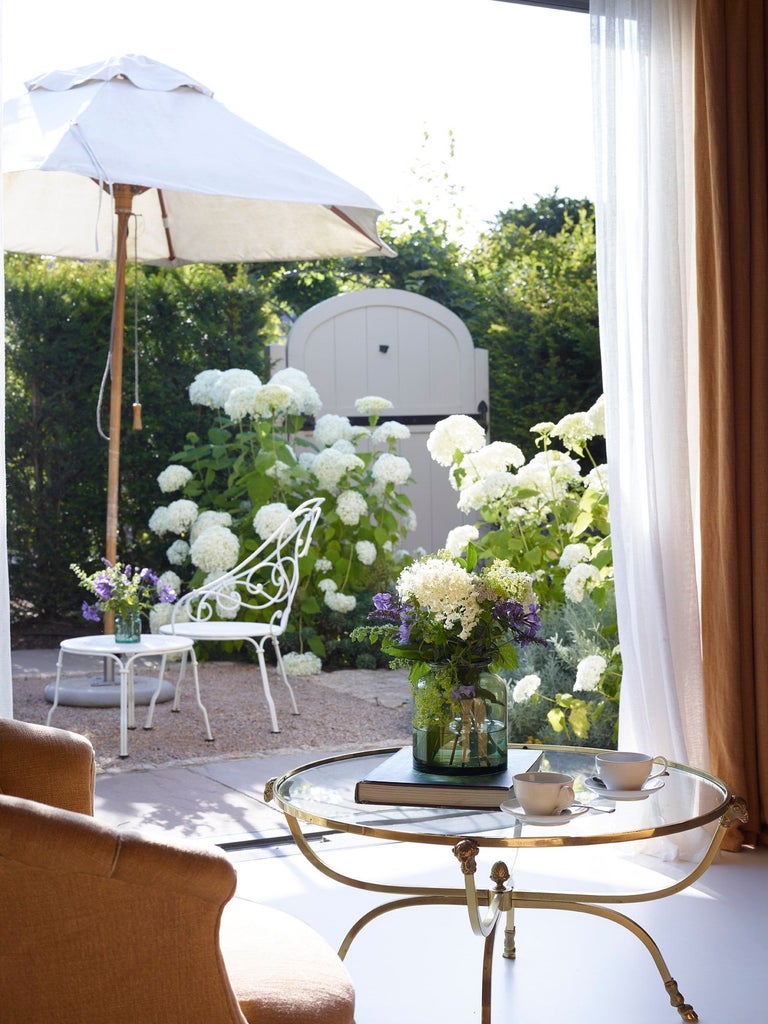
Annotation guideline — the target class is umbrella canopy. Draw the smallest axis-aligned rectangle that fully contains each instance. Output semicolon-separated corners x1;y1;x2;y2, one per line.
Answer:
2;54;394;573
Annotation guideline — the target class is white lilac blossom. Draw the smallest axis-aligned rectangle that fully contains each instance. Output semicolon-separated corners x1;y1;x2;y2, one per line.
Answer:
189;525;240;573
587;394;606;436
355;395;393;417
355;540;377;565
157;465;193;493
223;384;262;421
253;502;293;541
190;510;233;545
372;421;411;444
189;369;222;408
444;524;480;557
282;651;323;676
270;368;323;417
336;490;368;526
551;411;594;452
454;442;526;490
324;590;357;612
559;543;592;569
513;674;541;703
166;539;190;566
457;472;515;514
210;369;261;411
563;562;601;603
313;413;354;447
371;452;411;486
574;654;607;692
397;558;483;640
427;415;486;467
311;448;364;489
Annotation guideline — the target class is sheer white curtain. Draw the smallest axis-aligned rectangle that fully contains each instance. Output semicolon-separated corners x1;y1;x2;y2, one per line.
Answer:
590;0;707;768
1;3;15;719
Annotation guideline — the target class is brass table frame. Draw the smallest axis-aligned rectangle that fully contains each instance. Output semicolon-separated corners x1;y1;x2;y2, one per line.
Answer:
267;745;746;1023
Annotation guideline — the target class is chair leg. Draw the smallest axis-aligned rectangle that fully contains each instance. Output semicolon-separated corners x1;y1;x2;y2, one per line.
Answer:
271;637;300;716
246;639;281;733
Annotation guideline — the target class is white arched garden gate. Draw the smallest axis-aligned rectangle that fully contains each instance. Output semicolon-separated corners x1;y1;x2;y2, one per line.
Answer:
271;288;489;553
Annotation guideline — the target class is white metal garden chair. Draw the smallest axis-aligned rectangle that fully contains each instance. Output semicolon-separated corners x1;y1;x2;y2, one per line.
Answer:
159;497;323;733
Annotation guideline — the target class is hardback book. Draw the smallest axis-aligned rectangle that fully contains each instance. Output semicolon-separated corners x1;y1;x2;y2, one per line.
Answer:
354;745;544;810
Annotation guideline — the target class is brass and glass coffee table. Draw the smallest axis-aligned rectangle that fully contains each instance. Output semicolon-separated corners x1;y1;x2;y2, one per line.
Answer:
267;745;746;1023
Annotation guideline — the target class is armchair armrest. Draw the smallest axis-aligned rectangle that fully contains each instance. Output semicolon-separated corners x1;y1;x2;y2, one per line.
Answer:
0;718;95;814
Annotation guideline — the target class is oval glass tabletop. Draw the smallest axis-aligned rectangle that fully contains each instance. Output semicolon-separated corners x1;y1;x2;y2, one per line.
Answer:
270;745;731;848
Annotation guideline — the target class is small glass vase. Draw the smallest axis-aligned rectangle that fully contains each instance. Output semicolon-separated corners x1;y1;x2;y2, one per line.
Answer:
114;610;141;644
411;665;508;775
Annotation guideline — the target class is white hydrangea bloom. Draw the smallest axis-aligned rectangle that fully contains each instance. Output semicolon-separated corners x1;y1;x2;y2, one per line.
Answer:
457;472;516;514
298;451;317;470
282;651;323;676
189;369;222;408
189;525;240;573
314;413;354;447
350;425;372;441
551;411;594;452
397;557;482;640
512;674;541;703
165;499;199;535
315;557;333;572
563;562;601;603
253;502;293;541
311;448;364;490
355;395;393;416
427;415;486;467
166;539;190;566
559;543;592;569
324;590;357;612
336;490;368;526
265;459;294;484
585;464;609;492
158;570;181;596
444;524;480;557
250;383;294;418
149;602;190;633
270;368;323;417
190;510;233;545
514;451;582;504
574;654;607;692
587;394;606;436
404;509;418;533
211;368;261;410
223;384;263;421
372;421;411;444
355;540;377;565
331;438;356;454
202;574;242;620
149;506;172;536
371;452;411;486
318;578;338;593
455;442;526;489
157;465;193;493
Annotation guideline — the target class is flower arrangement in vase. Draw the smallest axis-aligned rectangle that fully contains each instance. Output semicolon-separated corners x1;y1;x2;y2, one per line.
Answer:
71;560;177;642
352;545;543;774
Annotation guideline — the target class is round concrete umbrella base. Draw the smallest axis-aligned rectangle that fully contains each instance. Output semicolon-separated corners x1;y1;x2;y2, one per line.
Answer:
43;675;175;708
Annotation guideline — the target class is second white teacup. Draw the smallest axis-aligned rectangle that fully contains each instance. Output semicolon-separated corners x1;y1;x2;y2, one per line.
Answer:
513;772;575;816
595;751;669;791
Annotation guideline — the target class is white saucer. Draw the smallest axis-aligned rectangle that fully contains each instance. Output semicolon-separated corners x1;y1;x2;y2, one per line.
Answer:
583;776;665;801
500;799;590;826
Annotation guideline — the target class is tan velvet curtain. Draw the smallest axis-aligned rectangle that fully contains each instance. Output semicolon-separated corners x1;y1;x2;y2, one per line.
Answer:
695;0;768;849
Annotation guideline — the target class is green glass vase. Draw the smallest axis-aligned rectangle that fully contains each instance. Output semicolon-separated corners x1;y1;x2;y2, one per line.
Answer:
114;610;141;643
411;665;508;775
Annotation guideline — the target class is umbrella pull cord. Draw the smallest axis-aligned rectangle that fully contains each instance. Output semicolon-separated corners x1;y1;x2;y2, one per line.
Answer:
131;217;142;431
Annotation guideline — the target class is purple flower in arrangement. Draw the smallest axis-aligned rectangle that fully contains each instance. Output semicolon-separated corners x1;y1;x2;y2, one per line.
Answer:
370;592;401;622
157;582;177;604
493;600;543;645
81;601;102;623
397;607;413;644
71;559;177;622
92;576;114;602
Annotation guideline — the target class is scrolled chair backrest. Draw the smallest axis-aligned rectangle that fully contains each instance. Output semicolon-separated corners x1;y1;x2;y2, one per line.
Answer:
171;497;323;629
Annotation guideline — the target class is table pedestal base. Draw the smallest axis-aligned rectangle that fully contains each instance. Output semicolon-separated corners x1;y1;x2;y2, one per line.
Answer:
43;676;175;708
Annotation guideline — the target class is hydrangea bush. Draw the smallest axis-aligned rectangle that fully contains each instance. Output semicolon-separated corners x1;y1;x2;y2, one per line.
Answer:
147;367;415;668
428;395;620;744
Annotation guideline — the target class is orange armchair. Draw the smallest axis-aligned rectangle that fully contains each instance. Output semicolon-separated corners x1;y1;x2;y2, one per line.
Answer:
0;718;355;1024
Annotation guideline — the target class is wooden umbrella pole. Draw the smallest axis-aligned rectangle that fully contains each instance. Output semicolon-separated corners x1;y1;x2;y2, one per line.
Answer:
104;184;136;635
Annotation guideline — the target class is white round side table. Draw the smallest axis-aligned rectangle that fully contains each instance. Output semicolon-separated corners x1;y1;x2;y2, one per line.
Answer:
46;634;213;758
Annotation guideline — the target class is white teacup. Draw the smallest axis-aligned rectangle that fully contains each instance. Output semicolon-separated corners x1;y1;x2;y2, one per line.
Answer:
595;751;669;791
513;772;575;816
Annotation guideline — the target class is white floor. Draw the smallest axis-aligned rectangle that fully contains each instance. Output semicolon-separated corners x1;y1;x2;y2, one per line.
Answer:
226;834;768;1023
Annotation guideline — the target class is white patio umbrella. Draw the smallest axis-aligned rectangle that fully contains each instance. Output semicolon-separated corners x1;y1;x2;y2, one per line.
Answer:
2;53;394;570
